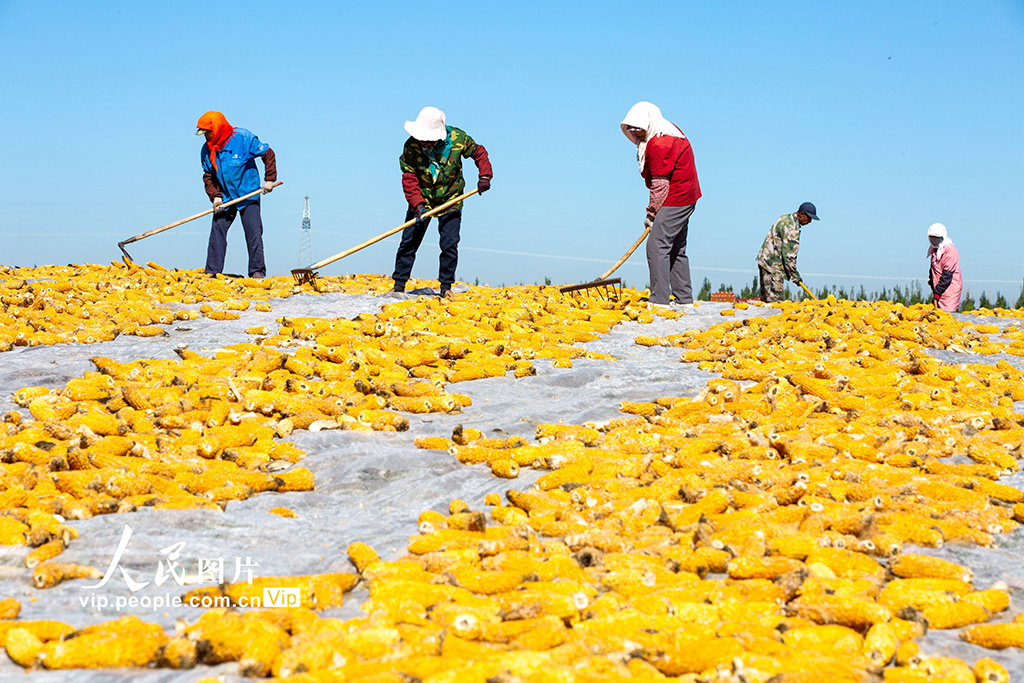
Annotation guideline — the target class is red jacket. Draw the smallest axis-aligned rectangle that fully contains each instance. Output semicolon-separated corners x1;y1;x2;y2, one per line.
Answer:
643;134;701;206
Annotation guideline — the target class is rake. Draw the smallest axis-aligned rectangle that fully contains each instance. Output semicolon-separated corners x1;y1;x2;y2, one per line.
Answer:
558;221;651;300
117;182;283;263
799;281;816;300
291;188;478;287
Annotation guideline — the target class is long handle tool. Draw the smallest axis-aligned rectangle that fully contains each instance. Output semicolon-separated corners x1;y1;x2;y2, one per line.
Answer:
799;281;816;300
291;188;478;287
117;181;283;262
558;222;651;299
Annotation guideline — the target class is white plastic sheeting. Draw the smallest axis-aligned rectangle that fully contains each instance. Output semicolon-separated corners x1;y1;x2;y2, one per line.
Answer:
0;292;1021;681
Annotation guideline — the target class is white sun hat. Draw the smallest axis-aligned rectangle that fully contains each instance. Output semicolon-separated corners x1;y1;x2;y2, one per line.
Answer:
404;106;447;142
928;222;947;238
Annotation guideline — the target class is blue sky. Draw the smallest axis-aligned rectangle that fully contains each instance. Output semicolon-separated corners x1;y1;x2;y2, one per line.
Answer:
1;1;1022;297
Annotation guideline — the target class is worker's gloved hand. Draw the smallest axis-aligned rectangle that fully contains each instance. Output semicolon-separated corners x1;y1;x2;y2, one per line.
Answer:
646;206;658;224
261;180;275;194
414;204;426;223
644;216;654;230
477;176;491;194
212;197;224;213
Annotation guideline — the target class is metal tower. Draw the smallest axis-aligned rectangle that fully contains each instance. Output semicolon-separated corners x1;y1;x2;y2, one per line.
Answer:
298;196;312;267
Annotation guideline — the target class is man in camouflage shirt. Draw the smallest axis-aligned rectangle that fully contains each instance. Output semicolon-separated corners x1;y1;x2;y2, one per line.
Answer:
393;106;492;297
755;202;819;302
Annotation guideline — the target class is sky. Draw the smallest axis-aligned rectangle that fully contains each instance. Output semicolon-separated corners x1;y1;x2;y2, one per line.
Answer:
1;0;1022;298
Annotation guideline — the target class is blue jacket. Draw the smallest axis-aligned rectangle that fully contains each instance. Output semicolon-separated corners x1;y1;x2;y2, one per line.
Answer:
201;128;269;208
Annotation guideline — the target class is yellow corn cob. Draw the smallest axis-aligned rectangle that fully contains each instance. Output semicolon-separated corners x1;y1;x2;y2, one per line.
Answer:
648;636;745;676
894;639;921;667
804;547;884;579
781;624;864;655
25;540;65;568
877;578;973;612
889;553;972;582
348;542;380;573
966;442;1018;472
973;657;1010;683
962;589;1010;614
0;598;20;620
0;517;29;545
491;505;529;526
789;595;892;630
4;627;44;668
157;636;197;669
862;621;900;669
454;570;527;595
32;562;103;588
921;599;990;629
238;621;288;677
14;387;52;407
489;459;520;478
727;555;803;580
275;467;314;492
414;436;455;450
0;483;28;511
39;629;168;669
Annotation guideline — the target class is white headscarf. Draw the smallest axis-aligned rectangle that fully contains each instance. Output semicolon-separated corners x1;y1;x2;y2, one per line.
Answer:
927;222;953;259
620;102;686;174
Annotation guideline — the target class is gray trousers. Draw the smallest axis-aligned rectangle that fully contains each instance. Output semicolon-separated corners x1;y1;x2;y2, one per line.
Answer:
646;203;695;305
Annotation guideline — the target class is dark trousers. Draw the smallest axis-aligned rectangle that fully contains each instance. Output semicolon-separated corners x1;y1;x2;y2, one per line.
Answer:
392;210;462;287
206;200;266;278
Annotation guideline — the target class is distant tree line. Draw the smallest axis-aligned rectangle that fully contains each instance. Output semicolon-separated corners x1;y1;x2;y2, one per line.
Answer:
696;277;1024;313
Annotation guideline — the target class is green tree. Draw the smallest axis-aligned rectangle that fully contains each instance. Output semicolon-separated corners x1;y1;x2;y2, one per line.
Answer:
697;278;712;301
739;276;758;299
960;290;976;312
978;291;992;310
1015;279;1024;309
908;280;924;305
995;292;1008;309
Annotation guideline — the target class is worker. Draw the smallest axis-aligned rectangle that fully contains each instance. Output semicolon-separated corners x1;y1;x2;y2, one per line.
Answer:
393;106;492;298
196;111;277;278
755;202;818;302
620;102;701;308
927;222;962;311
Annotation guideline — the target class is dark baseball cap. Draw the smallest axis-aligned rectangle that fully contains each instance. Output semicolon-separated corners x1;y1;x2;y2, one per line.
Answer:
798;202;819;220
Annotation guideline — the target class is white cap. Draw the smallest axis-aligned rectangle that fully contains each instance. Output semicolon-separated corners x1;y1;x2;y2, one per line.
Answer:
928;222;947;238
404;106;447;142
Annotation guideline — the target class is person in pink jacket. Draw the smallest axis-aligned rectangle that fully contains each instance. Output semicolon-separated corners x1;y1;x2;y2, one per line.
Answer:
927;223;962;311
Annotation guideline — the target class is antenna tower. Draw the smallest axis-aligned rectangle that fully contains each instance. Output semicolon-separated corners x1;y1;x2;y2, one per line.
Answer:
298;196;312;267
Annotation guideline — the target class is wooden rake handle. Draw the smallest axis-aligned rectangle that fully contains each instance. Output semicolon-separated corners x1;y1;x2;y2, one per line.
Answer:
597;223;651;281
119;182;283;248
308;188;479;271
799;281;816;300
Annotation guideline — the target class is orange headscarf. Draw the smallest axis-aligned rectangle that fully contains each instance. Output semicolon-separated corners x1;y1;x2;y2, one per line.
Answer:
196;111;234;170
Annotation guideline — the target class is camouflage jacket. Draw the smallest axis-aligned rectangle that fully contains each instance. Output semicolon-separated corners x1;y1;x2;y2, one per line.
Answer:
399;127;488;212
756;212;802;283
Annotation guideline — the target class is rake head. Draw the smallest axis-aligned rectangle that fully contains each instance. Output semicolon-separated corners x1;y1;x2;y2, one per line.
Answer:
291;268;318;287
558;278;622;303
117;241;135;264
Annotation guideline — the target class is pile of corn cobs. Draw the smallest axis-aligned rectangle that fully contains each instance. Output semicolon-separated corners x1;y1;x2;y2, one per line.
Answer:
1;266;1021;682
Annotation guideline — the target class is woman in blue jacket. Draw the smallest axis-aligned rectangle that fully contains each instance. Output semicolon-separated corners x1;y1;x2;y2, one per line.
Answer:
196;111;277;278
